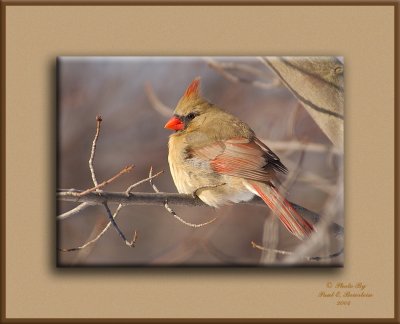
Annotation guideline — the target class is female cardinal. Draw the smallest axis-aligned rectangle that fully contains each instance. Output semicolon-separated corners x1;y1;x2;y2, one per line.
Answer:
164;77;314;240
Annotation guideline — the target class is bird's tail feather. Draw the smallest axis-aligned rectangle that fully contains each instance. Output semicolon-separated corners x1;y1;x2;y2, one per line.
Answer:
246;181;314;240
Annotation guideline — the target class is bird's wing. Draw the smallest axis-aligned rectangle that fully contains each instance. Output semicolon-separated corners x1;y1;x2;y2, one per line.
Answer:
187;137;287;182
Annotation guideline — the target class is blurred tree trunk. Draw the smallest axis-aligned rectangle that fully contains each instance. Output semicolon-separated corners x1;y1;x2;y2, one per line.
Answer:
262;57;344;148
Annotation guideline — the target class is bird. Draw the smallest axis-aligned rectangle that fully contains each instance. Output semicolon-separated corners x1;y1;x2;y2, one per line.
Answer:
164;77;314;240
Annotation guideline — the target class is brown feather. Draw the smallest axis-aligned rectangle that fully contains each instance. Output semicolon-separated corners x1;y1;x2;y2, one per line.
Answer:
187;138;286;182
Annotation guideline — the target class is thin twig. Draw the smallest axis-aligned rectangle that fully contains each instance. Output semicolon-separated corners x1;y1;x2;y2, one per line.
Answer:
89;115;102;187
57;202;92;221
61;165;135;198
102;202;136;247
286;103;302;139
149;167;216;228
251;241;344;262
145;83;174;117
205;57;281;90
125;170;164;196
73;218;109;262
278;146;306;196
79;165;134;197
207;61;266;78
262;139;341;155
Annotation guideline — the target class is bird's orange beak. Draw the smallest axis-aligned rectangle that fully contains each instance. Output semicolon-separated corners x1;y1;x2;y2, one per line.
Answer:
164;116;184;131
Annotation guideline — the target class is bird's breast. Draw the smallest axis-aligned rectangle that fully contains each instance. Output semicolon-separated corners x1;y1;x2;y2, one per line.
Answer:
168;135;196;194
168;135;255;207
168;137;215;194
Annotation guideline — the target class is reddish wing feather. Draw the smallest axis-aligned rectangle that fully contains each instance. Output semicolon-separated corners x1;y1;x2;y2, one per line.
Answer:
250;182;314;240
192;138;275;182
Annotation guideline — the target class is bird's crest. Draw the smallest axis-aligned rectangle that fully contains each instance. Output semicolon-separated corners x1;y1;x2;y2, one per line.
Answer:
183;77;201;99
174;77;205;115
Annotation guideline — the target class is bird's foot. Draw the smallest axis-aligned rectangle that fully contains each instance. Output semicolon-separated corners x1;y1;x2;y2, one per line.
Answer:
191;183;226;199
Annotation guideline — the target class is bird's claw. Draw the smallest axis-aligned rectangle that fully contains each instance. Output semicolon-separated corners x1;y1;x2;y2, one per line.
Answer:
191;183;226;198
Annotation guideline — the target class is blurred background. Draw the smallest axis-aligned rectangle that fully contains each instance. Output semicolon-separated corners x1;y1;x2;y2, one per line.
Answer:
57;57;343;266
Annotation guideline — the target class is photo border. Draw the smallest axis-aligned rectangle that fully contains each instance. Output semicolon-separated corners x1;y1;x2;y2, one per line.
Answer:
1;1;398;322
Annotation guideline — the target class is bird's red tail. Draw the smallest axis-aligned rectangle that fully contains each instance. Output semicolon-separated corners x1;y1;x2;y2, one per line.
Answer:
248;182;314;240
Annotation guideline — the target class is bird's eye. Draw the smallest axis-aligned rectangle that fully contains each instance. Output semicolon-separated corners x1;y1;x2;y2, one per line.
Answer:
186;113;197;121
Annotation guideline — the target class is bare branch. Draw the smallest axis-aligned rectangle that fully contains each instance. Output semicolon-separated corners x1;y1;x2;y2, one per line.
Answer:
57;189;343;239
148;167;217;228
251;241;344;262
57;190;205;206
59;198;136;252
59;203;137;252
205;57;281;90
59;116;138;251
58;170;164;252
